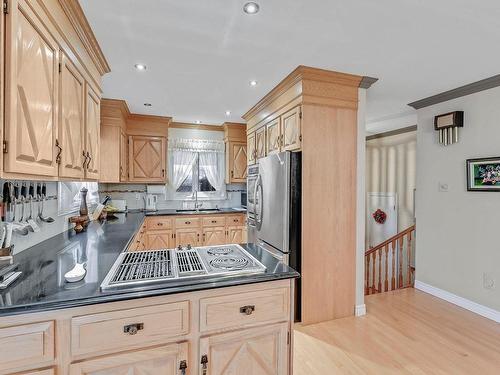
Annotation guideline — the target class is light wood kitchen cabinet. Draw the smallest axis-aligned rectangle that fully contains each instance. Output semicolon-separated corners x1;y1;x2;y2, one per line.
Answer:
266;117;281;155
227;226;247;244
247;132;256;165
69;343;189;375
175;228;201;248
120;131;128;181
84;86;100;180
199;323;289;375
146;231;174;250
282;106;302;151
21;370;54;375
255;125;267;159
224;122;247;183
1;0;108;181
3;0;60;177
128;135;166;183
59;53;86;179
203;226;227;246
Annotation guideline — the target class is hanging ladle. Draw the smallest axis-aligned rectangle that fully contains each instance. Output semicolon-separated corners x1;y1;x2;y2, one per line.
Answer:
38;183;54;223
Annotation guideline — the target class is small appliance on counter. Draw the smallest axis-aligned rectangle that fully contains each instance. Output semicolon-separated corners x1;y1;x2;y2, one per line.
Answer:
241;191;247;208
110;199;127;212
145;194;158;211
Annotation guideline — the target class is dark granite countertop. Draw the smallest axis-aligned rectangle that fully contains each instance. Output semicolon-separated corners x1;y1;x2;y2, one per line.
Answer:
0;212;297;317
144;207;247;216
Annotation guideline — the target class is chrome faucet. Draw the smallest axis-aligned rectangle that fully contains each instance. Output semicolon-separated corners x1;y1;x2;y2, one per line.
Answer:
194;190;203;211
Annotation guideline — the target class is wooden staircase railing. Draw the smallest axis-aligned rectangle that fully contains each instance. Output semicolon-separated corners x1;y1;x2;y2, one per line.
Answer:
365;225;415;295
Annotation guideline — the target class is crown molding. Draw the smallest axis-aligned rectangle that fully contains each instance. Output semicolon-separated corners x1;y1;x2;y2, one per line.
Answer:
243;65;365;121
170;122;224;132
128;113;172;125
58;0;111;75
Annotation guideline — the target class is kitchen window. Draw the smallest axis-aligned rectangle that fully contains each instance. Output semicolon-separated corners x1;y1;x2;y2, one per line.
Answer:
168;138;225;200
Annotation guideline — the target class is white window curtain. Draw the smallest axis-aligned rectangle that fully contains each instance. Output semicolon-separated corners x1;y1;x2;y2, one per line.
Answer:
168;138;225;198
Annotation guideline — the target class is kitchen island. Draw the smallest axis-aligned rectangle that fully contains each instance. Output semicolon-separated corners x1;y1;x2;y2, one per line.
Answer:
0;212;298;375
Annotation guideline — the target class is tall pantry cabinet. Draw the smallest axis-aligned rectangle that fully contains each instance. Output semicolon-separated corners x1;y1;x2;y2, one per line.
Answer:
0;0;109;181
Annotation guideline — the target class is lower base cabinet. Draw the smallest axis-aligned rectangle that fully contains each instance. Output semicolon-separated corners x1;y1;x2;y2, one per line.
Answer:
200;323;289;375
69;343;188;375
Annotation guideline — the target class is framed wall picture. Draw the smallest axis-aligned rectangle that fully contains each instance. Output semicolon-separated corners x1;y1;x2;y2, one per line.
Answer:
466;157;500;191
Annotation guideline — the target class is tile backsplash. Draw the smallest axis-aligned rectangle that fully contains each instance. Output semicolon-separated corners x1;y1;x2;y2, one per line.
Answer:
3;180;246;255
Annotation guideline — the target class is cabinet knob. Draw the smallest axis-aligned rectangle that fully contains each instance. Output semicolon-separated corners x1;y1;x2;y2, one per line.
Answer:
211;220;217;223
185;221;191;224
239;305;255;316
157;222;163;226
123;323;144;335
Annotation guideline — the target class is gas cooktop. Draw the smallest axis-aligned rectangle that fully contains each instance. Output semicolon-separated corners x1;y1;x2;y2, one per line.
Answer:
101;244;267;291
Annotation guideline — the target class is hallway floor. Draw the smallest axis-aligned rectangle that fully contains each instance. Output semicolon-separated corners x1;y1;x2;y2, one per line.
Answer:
294;288;500;374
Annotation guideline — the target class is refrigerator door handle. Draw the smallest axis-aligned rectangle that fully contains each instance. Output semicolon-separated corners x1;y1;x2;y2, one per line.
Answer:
254;174;263;230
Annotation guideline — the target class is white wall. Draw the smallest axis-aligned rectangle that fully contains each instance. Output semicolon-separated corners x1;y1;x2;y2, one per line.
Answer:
416;86;500;312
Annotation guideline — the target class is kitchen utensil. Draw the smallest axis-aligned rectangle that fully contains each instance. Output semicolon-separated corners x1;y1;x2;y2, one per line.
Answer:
64;262;86;283
4;223;13;248
0;271;22;289
145;194;158;211
27;183;40;232
39;183;54;223
10;183;28;236
20;183;34;232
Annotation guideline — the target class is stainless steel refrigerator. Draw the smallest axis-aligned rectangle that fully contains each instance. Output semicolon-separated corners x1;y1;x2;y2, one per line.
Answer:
247;151;301;320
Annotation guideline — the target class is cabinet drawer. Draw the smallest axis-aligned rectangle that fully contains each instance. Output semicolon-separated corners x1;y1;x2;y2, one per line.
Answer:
202;216;225;227
71;301;189;357
0;321;54;372
200;287;289;332
226;215;245;226
175;217;200;228
146;217;173;230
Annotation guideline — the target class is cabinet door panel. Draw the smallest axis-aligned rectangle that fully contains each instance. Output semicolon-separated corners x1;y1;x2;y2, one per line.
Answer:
247;132;256;165
282;106;301;151
200;323;288;375
129;135;166;182
175;228;200;248
69;343;188;375
59;53;85;178
4;0;59;176
146;230;173;250
255;126;266;159
120;131;128;181
230;142;247;182
227;226;246;244
203;227;227;246
85;86;100;180
266;118;281;155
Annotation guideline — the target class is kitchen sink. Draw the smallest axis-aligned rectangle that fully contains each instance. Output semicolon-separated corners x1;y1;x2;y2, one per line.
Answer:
175;208;220;213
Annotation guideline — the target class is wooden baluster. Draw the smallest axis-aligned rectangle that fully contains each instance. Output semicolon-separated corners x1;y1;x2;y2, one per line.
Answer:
384;245;389;292
378;249;382;293
372;252;376;293
398;236;404;288
391;240;396;290
407;231;413;287
365;255;370;295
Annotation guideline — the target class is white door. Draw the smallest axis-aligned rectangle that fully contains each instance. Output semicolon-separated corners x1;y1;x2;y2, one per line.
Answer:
367;193;398;249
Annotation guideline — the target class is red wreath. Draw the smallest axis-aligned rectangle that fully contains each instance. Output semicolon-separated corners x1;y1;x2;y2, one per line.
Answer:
372;209;387;224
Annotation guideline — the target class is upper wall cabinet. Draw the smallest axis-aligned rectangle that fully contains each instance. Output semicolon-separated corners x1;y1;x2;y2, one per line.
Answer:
1;0;110;181
59;53;85;179
128;135;167;183
3;0;60;177
223;123;247;183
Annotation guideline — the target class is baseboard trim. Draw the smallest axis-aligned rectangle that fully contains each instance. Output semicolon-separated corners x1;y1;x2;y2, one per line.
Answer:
355;304;366;317
414;280;500;323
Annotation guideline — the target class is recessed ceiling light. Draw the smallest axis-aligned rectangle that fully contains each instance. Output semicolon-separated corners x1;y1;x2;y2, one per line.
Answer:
196;120;202;124
225;111;231;116
249;80;258;87
134;64;147;71
243;2;260;14
144;103;152;107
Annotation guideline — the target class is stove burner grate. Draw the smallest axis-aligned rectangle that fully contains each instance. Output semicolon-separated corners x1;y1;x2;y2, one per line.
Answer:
207;247;233;256
210;256;248;270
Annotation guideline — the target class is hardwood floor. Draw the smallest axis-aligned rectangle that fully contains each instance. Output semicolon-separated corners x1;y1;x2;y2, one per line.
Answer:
294;288;500;374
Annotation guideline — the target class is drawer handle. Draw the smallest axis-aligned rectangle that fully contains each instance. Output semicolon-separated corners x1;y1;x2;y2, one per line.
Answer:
240;305;255;315
233;219;238;222
179;360;188;375
211;220;217;223
123;323;144;335
185;221;191;224
157;222;163;226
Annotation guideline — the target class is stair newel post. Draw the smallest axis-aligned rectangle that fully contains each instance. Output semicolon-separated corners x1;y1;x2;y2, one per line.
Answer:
398;236;404;288
384;245;389;292
407;231;413;287
378;248;382;293
365;255;370;295
391;240;396;290
372;252;376;293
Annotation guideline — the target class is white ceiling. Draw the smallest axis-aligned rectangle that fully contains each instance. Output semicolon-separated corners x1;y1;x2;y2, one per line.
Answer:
80;0;500;129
